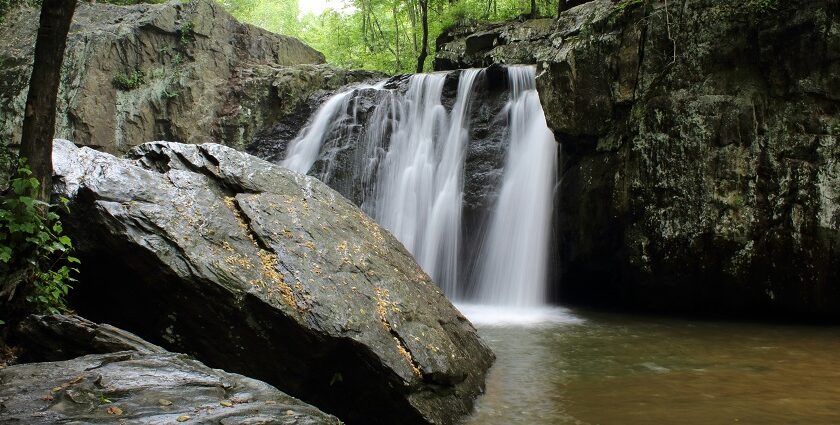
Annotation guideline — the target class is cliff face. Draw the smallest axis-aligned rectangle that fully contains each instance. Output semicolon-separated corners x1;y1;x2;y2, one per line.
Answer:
437;0;840;316
0;0;377;160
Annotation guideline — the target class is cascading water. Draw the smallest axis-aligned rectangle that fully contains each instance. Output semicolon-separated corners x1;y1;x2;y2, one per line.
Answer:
474;66;557;307
279;66;558;319
374;70;481;297
282;90;355;174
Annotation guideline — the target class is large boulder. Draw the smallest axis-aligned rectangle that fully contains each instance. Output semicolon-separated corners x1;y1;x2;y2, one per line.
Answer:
436;0;840;316
51;139;494;425
0;351;340;424
0;0;377;161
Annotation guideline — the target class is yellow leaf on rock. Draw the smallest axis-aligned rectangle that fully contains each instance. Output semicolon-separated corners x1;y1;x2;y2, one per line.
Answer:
176;415;191;422
220;400;233;407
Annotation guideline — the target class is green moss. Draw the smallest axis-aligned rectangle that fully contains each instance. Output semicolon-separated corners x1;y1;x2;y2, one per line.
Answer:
99;0;166;5
607;0;645;27
179;20;195;44
744;0;778;14
112;69;145;91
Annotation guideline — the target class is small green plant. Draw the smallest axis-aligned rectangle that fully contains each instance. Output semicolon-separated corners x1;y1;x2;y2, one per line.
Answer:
162;88;179;99
0;159;79;316
112;68;146;91
179;20;195;44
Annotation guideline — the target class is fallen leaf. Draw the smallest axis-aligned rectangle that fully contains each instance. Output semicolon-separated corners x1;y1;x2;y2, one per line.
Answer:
41;395;54;402
176;415;191;422
285;410;295;416
106;406;123;416
158;398;172;406
220;400;233;407
51;387;62;393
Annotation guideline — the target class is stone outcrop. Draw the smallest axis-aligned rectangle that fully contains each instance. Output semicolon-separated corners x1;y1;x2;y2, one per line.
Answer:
14;314;167;363
0;0;378;161
0;351;341;424
51;139;494;425
436;0;840;316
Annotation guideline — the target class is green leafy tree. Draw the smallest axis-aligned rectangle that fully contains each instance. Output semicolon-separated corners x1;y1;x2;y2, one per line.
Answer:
221;0;558;74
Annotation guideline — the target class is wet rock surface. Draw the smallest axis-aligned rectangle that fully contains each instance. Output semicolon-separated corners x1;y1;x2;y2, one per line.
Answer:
437;0;840;316
14;314;166;363
0;351;340;424
51;139;494;425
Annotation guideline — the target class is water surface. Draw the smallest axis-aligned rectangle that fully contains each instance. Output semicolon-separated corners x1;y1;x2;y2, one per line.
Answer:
464;307;840;425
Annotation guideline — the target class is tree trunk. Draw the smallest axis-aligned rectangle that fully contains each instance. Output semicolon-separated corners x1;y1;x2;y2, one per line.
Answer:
415;0;428;73
558;0;567;14
531;0;538;17
19;0;78;202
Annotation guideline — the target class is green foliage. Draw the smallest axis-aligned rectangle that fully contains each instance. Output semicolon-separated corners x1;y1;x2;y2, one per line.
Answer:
179;20;196;44
0;159;78;316
112;68;146;91
99;0;167;4
745;0;778;14
220;0;554;74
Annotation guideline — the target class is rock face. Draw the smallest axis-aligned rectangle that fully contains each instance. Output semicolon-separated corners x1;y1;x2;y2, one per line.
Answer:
0;351;341;424
437;0;840;316
0;0;378;160
51;139;494;425
14;314;167;363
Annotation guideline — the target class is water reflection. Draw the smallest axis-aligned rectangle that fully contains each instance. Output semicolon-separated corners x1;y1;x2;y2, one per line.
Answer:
464;309;840;425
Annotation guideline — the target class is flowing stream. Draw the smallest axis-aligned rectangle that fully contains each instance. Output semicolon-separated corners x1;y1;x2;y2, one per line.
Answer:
281;66;555;307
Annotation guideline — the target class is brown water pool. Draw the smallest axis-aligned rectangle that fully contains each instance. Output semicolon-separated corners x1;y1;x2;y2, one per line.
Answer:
459;305;840;425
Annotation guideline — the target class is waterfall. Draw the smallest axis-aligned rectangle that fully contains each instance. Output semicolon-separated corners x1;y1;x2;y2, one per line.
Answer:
474;66;557;306
279;66;556;310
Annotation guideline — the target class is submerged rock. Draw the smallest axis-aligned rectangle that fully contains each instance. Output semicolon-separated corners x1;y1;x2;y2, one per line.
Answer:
436;0;840;316
0;351;340;424
51;139;494;425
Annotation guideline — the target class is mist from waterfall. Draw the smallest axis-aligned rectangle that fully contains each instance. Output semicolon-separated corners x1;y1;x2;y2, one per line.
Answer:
279;66;556;309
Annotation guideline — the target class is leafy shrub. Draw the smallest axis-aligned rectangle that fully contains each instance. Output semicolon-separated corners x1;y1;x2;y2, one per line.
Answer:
0;159;78;317
179;20;196;44
113;69;146;91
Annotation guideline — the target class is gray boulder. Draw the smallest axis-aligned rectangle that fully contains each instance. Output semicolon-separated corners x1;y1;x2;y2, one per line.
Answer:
0;351;341;424
51;139;494;425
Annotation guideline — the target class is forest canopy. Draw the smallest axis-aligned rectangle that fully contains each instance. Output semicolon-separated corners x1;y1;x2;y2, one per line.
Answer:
220;0;563;74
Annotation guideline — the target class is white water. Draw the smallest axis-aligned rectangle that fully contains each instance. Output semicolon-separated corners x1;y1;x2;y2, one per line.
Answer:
474;66;558;306
456;303;583;327
279;66;557;313
375;70;481;297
